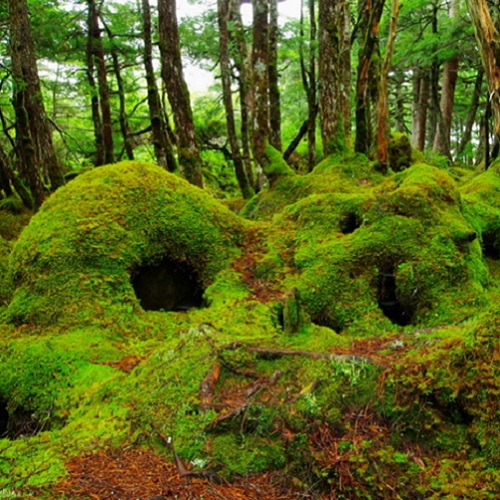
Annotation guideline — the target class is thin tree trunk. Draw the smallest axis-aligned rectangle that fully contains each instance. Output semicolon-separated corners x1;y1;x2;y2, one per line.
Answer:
457;68;484;157
376;0;400;171
217;0;254;198
354;0;386;155
229;1;256;189
340;0;352;138
88;0;114;165
269;0;282;151
307;0;317;169
318;0;344;156
433;0;459;158
86;10;104;167
251;0;270;170
103;22;134;161
158;0;203;187
141;0;177;172
412;70;429;150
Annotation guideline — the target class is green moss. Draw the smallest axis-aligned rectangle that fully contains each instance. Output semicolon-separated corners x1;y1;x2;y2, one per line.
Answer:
4;161;247;326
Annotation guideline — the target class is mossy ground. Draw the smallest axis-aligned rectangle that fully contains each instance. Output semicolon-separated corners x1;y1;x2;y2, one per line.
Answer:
0;157;499;498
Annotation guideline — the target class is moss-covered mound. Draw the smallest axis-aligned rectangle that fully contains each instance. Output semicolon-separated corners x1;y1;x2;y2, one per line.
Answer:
3;161;246;326
268;162;489;332
1;154;500;498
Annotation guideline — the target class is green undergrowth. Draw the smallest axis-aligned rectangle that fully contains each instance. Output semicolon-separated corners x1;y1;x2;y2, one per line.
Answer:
0;156;499;498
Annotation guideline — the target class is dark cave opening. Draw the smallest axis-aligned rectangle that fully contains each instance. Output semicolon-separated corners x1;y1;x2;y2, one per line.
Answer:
481;230;500;260
339;212;362;235
0;399;43;439
131;257;204;312
378;265;412;326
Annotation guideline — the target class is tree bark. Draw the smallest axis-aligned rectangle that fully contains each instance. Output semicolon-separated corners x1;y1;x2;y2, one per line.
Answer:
102;22;134;161
376;0;400;171
340;0;352;138
457;68;484;157
88;0;114;165
217;0;254;198
412;69;430;150
318;0;345;156
269;0;282;151
229;1;256;189
251;0;270;170
433;0;459;158
158;0;204;187
354;0;386;155
9;0;58;209
141;0;177;172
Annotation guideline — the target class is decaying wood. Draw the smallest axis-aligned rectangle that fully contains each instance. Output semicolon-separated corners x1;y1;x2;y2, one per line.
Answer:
247;347;387;369
200;362;221;412
157;430;222;483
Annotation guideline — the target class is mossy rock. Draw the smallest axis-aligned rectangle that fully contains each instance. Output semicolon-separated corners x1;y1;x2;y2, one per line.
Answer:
275;164;489;331
3;161;247;326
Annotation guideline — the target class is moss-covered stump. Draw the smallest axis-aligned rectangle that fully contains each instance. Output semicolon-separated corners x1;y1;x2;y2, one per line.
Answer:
272;162;490;331
3;161;246;326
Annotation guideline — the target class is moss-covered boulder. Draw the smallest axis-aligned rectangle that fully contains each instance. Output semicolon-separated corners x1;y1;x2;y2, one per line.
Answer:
271;162;489;331
3;161;246;326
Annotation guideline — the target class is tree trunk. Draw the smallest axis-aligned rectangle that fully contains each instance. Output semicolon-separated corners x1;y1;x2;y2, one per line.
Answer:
433;0;459;158
251;0;270;171
354;0;386;155
158;0;203;187
340;0;352;138
307;0;317;170
88;0;114;165
376;0;400;171
9;0;48;209
412;70;430;150
103;22;134;161
457;68;484;157
141;0;177;172
466;0;500;148
318;0;345;156
269;0;282;151
0;143;13;198
217;0;254;198
229;1;256;189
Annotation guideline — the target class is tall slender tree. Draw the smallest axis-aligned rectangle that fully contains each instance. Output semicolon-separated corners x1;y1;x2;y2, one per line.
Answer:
8;0;64;209
217;0;254;198
87;0;114;165
158;0;203;187
141;0;177;172
318;0;345;156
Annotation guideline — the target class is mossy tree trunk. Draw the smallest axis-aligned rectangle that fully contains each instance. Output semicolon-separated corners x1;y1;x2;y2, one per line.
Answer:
229;1;256;189
318;0;345;157
158;0;204;188
8;0;64;209
340;1;352;139
251;0;270;172
269;0;282;152
376;0;400;171
0;143;13;198
354;0;385;155
88;0;114;165
217;0;254;198
141;0;177;173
